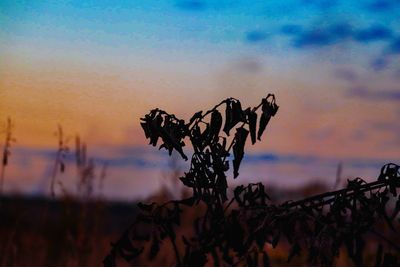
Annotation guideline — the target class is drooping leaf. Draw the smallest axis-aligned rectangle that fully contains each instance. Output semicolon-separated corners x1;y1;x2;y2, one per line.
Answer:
257;112;271;141
246;108;258;145
223;100;233;136
223;100;244;136
140;122;151;139
257;97;279;141
159;126;187;160
209;110;223;143
232;128;249;178
188;111;203;127
231;100;244;125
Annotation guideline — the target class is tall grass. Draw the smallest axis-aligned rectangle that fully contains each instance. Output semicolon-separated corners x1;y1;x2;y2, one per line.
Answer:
0;117;15;197
0;123;125;267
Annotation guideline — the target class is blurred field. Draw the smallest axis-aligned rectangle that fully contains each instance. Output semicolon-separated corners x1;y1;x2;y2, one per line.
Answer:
0;181;374;267
0;195;137;267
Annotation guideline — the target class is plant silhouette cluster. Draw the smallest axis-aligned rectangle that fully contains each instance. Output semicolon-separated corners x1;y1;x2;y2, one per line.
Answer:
104;95;400;267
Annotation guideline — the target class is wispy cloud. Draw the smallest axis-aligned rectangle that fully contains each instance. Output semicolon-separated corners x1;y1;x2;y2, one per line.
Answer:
370;56;389;71
347;86;400;101
293;29;336;48
365;0;400;12
289;23;353;48
287;23;395;49
354;25;393;43
244;152;391;170
387;38;400;54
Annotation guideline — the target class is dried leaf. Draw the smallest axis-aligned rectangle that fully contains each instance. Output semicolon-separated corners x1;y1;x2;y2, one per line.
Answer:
232;128;249;178
209;110;223;143
223;100;233;136
257;112;271;141
188;111;203;126
246;109;258;145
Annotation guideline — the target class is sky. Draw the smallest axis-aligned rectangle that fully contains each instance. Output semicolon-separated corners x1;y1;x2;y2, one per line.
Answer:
1;0;400;200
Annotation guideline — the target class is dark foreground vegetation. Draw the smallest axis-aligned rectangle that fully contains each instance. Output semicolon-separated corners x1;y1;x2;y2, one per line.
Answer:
105;95;400;267
1;181;372;267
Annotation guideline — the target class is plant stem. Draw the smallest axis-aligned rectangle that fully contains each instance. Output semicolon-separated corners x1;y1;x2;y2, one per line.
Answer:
168;231;181;266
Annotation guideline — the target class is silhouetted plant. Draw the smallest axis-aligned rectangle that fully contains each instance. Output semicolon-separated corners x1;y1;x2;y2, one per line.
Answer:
0;117;16;197
104;95;400;267
50;125;69;198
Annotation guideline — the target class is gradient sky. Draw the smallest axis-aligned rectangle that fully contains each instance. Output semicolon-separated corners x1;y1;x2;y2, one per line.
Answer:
1;0;400;200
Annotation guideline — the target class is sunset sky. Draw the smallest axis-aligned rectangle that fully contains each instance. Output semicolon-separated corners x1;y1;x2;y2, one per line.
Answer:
1;0;400;200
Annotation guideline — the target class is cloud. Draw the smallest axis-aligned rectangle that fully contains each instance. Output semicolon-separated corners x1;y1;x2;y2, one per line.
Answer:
387;38;400;54
329;23;353;38
244;153;319;166
368;0;392;10
244;152;390;171
365;0;400;12
290;23;394;48
245;30;268;43
347;86;400;101
293;30;335;48
353;25;392;43
257;21;396;64
280;24;303;35
370;56;389;71
175;0;206;11
292;23;352;48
